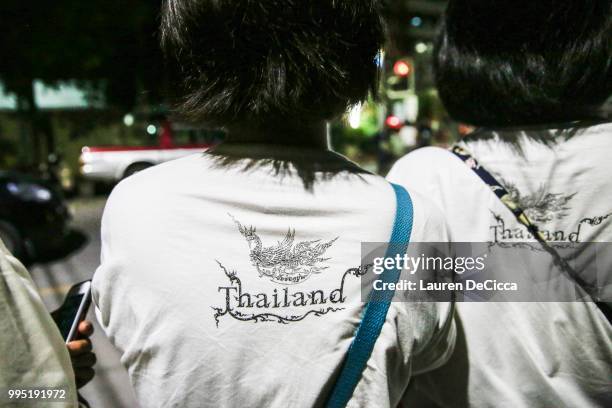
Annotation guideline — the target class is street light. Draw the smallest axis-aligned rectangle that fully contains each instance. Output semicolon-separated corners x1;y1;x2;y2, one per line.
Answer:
393;60;412;77
387;58;415;100
415;42;428;54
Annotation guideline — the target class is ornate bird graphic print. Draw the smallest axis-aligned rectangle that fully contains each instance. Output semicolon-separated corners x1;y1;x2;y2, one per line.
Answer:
230;214;338;284
497;178;577;224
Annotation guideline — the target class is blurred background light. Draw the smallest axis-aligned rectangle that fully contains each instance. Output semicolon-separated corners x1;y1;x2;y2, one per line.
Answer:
348;103;362;129
415;42;428;54
393;60;412;77
385;115;403;130
375;50;385;68
123;113;135;127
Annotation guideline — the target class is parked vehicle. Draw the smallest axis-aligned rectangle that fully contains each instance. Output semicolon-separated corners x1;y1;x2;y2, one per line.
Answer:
0;171;71;261
79;121;223;183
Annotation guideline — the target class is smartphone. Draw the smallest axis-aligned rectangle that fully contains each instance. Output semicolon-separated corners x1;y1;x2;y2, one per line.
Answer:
51;280;92;343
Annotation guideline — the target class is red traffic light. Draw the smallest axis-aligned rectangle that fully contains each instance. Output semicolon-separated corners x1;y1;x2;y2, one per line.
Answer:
393;60;412;77
386;115;403;130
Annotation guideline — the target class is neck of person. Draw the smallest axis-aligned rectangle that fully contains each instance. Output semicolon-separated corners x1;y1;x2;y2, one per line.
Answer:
223;121;330;151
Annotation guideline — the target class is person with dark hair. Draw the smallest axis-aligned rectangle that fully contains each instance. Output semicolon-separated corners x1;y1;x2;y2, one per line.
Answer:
92;1;455;407
159;0;383;130
388;1;612;406
433;0;611;127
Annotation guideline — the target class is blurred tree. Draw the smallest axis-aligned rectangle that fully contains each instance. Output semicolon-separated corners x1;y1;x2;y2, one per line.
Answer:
0;0;165;167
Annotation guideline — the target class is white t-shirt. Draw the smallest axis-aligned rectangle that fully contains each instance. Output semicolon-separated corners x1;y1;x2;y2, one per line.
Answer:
92;145;455;408
388;122;612;407
0;239;78;408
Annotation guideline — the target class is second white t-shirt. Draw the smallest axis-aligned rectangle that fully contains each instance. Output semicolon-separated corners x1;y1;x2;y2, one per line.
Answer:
388;122;612;407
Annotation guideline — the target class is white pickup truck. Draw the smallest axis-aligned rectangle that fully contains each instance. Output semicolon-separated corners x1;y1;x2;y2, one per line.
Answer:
79;124;222;183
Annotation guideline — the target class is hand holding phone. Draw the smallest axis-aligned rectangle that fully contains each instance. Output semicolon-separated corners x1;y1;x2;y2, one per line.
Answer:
51;280;92;344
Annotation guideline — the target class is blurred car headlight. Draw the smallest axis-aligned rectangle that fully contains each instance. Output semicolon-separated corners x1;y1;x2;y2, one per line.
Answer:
6;182;53;202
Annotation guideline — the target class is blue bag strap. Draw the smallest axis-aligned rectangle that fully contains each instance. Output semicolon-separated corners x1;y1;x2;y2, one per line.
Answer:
326;183;414;408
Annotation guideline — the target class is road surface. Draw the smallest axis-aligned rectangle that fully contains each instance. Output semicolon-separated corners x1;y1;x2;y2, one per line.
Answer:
30;197;138;408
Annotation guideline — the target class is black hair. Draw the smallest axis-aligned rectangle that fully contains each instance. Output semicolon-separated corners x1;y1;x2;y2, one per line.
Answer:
160;0;384;127
434;0;612;127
